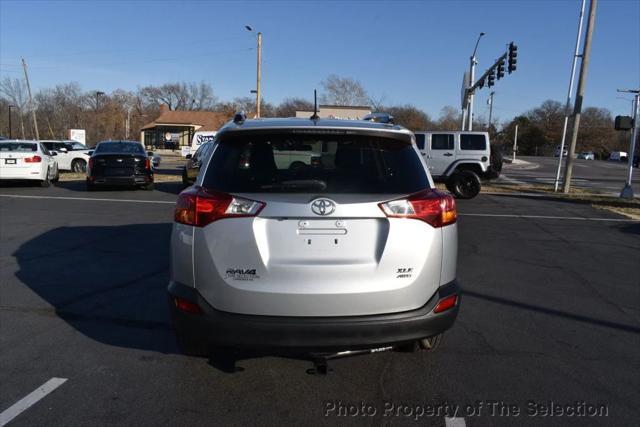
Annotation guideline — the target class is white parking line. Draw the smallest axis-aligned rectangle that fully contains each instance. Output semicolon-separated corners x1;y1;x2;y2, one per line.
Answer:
460;213;637;222
0;378;67;426
0;194;174;204
445;417;466;427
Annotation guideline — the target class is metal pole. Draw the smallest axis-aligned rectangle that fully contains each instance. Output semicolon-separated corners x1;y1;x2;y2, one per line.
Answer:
256;32;262;118
467;33;485;131
487;91;495;130
125;108;131;140
620;92;639;199
554;0;586;192
563;0;597;194
8;105;13;139
468;58;476;131
512;124;518;162
21;58;39;140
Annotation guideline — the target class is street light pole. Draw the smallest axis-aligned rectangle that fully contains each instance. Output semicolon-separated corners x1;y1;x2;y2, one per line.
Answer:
245;26;262;118
618;89;639;199
467;32;485;131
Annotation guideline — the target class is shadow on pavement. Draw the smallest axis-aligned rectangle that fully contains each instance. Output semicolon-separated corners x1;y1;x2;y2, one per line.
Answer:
484;192;639;213
13;223;179;354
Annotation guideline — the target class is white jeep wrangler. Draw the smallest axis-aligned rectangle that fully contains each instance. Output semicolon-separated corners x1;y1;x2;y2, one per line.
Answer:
414;131;502;199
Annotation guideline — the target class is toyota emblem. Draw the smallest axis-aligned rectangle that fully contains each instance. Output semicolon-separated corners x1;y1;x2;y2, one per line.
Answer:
310;198;336;216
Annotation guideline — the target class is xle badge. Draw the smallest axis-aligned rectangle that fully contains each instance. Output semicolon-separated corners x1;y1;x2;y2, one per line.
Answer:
396;268;413;279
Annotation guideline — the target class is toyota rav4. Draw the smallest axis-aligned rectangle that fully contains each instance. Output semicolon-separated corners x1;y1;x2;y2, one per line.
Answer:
168;116;460;358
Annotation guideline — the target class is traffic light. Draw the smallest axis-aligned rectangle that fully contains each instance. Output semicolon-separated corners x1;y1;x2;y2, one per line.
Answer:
497;59;505;79
508;42;518;73
478;77;485;89
487;69;495;87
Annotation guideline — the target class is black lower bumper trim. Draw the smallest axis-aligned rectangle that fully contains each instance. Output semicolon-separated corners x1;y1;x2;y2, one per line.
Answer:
168;280;460;352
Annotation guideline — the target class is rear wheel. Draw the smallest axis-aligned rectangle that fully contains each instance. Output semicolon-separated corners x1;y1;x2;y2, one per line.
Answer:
449;170;481;199
51;168;60;183
71;159;87;173
39;169;51;187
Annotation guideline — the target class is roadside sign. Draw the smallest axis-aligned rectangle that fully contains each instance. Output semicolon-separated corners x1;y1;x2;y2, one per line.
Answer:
461;72;469;109
68;129;86;144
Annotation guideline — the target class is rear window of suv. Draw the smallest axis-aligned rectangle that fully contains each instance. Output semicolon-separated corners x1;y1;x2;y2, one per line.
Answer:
460;134;487;150
95;142;144;154
202;132;429;194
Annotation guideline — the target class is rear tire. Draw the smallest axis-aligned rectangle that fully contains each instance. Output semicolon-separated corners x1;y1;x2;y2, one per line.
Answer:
449;170;481;199
39;169;51;187
72;159;87;173
51;168;60;183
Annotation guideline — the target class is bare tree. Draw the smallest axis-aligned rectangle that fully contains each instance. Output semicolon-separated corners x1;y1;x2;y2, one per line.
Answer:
0;77;29;138
436;106;462;131
385;105;434;131
320;74;369;106
275;97;314;117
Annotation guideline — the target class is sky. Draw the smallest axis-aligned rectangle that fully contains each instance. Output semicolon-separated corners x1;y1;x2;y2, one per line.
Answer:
1;0;639;124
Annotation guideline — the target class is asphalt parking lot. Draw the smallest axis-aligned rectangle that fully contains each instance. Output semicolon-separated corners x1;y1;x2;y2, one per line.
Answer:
1;183;639;426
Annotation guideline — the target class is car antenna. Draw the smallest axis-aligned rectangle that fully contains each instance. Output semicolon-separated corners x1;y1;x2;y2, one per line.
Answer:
310;90;319;120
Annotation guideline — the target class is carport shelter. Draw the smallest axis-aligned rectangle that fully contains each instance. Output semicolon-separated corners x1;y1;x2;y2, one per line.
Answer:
140;106;228;149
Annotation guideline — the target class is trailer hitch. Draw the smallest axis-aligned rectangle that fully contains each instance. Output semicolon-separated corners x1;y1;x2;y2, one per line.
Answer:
307;346;395;375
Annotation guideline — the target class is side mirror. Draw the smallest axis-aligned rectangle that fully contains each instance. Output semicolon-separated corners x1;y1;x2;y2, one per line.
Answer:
50;151;58;156
185;154;192;159
615;115;633;131
88;150;94;156
59;147;68;153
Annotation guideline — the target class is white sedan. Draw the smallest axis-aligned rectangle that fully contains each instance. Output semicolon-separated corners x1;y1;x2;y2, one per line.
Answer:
41;140;91;172
0;140;59;187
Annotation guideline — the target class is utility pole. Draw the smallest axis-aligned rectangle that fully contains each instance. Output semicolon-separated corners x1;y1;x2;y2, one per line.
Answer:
95;91;104;143
21;58;39;140
8;105;14;139
554;0;586;192
487;91;495;130
256;32;262;118
618;90;639;199
562;0;597;194
513;124;518;162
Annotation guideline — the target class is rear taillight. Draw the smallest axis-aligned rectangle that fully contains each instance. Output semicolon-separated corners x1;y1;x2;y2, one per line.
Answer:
434;294;458;313
24;155;42;163
173;297;202;315
88;158;93;169
145;158;151;170
379;189;456;227
174;186;265;227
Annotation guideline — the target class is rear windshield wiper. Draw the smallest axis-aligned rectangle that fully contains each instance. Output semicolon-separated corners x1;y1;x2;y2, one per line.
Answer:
260;180;327;191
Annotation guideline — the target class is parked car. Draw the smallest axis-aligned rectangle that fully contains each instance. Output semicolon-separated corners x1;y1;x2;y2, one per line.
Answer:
41;140;91;172
168;116;460;359
554;145;569;157
86;141;154;190
609;151;628;162
0;140;59;186
413;131;496;199
182;141;215;187
146;151;161;168
577;151;595;160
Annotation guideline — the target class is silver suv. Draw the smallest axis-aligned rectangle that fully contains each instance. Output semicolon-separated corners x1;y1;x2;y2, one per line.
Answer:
168;117;460;357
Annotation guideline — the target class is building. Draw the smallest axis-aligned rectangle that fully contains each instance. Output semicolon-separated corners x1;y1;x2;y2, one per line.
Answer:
140;105;229;149
295;105;371;120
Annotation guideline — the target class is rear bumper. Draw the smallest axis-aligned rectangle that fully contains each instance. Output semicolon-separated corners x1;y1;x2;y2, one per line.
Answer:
168;280;460;352
89;175;152;186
